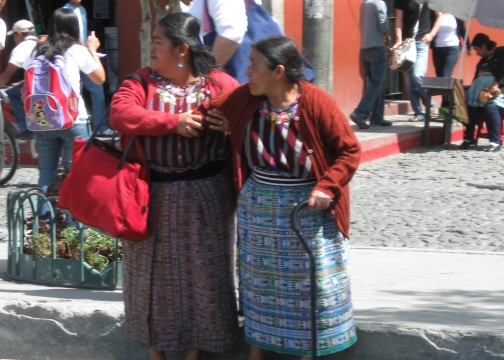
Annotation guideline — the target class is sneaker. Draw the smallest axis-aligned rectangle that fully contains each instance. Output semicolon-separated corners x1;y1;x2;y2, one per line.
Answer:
370;120;393;127
408;115;424;122
458;139;476;150
15;130;34;140
483;143;500;152
98;129;115;136
350;113;369;129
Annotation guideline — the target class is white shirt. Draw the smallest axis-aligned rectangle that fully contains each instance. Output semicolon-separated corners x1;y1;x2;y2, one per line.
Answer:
9;36;37;68
0;18;6;50
187;0;250;43
434;14;460;48
24;44;99;123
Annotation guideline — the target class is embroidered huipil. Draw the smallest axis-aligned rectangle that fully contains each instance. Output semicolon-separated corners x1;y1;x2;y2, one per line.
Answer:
244;95;314;179
144;72;229;173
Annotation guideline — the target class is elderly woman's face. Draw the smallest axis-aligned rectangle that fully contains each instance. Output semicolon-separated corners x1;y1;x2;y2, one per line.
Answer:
246;49;276;97
150;25;179;75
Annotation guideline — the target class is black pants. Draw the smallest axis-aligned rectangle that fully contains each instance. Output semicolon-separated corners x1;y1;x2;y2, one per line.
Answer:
465;104;503;143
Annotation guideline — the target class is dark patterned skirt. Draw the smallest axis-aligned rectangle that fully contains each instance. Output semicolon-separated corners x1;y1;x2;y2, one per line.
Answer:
122;167;238;353
238;175;357;356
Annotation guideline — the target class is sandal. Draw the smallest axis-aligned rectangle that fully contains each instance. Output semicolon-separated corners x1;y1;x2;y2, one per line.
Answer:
408;115;424;122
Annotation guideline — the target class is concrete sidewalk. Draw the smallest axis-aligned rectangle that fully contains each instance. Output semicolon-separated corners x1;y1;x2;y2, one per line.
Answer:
1;237;503;360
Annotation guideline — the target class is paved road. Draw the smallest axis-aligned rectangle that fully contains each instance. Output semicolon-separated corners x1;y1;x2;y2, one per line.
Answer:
2;144;504;253
350;144;504;252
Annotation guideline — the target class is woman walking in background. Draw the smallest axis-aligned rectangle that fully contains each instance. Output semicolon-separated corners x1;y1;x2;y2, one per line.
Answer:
201;36;361;359
110;13;239;360
432;13;471;108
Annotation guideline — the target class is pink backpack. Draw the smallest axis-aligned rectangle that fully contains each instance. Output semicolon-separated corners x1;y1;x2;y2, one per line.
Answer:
23;54;78;131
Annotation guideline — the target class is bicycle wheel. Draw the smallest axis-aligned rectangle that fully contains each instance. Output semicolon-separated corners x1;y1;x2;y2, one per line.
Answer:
0;127;19;185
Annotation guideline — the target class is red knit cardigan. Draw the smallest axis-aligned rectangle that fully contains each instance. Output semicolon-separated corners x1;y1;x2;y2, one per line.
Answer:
196;81;361;238
109;67;239;148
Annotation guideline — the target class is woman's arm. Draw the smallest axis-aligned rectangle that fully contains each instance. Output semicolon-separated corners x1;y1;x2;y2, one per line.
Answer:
393;9;403;48
85;31;106;84
208;0;248;67
110;74;203;137
310;94;361;206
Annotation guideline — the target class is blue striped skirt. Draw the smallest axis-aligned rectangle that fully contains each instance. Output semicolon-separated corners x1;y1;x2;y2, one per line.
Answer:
237;174;357;356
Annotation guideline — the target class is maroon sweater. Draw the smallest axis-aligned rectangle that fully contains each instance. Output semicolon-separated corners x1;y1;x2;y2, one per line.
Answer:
197;81;361;238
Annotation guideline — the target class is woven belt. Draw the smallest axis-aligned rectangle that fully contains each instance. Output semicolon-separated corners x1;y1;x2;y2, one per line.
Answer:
251;169;316;187
150;161;224;182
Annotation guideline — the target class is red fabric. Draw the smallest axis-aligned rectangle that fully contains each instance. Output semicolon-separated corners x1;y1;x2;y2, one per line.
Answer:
58;138;150;241
109;67;239;160
196;81;361;238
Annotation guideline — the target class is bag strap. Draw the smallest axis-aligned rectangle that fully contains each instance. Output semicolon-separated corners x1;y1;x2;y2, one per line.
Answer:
412;3;423;39
85;73;149;169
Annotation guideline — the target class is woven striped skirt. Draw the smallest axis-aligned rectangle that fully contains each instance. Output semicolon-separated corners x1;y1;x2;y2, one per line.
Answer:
237;172;357;356
122;167;238;353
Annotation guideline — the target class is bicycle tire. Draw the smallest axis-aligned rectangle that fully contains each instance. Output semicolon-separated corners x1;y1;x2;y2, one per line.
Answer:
0;127;19;185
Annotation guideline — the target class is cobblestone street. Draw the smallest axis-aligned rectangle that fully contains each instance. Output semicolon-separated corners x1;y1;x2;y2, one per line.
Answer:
351;144;504;252
1;144;504;252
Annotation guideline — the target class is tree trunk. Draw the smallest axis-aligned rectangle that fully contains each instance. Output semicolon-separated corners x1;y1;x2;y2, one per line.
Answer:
139;0;152;68
138;0;181;68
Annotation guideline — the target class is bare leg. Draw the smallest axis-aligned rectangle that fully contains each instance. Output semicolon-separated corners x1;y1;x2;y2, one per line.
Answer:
149;350;165;360
185;349;200;360
248;345;265;360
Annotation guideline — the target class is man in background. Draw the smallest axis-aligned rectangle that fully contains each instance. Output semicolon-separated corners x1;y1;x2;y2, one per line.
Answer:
64;0;110;135
0;20;38;140
350;0;392;129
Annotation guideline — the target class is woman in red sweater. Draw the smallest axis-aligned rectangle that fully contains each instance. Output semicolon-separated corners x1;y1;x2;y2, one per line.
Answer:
109;13;239;360
202;36;361;359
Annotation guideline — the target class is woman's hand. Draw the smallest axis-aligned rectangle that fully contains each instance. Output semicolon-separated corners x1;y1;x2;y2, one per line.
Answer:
205;109;229;132
178;112;203;138
308;190;333;210
87;31;101;53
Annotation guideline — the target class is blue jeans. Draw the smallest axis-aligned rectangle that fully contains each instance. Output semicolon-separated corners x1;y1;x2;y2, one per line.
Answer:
353;47;387;125
35;123;90;191
404;41;434;118
484;103;504;144
6;83;27;132
433;46;460;107
81;72;107;133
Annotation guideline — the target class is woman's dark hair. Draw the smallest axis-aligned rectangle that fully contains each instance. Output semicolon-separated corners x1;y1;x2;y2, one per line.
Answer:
37;8;80;61
252;36;305;83
157;13;219;77
471;33;497;51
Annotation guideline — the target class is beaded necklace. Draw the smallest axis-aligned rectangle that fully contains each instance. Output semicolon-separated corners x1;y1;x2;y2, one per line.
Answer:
151;71;206;106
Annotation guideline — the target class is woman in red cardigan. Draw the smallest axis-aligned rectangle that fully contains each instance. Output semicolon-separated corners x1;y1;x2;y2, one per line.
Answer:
109;13;239;360
203;36;361;359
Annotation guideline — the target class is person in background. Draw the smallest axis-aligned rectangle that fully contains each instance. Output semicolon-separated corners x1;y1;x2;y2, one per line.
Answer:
64;0;110;135
0;0;6;51
110;13;239;360
181;0;265;83
432;13;471;110
0;20;38;140
459;33;504;152
394;0;441;122
199;36;361;360
25;8;105;192
350;0;392;129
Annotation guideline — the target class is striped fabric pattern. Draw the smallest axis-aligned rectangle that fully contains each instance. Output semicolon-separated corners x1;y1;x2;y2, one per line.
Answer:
237;177;357;356
244;104;314;179
122;169;239;352
143;74;228;172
